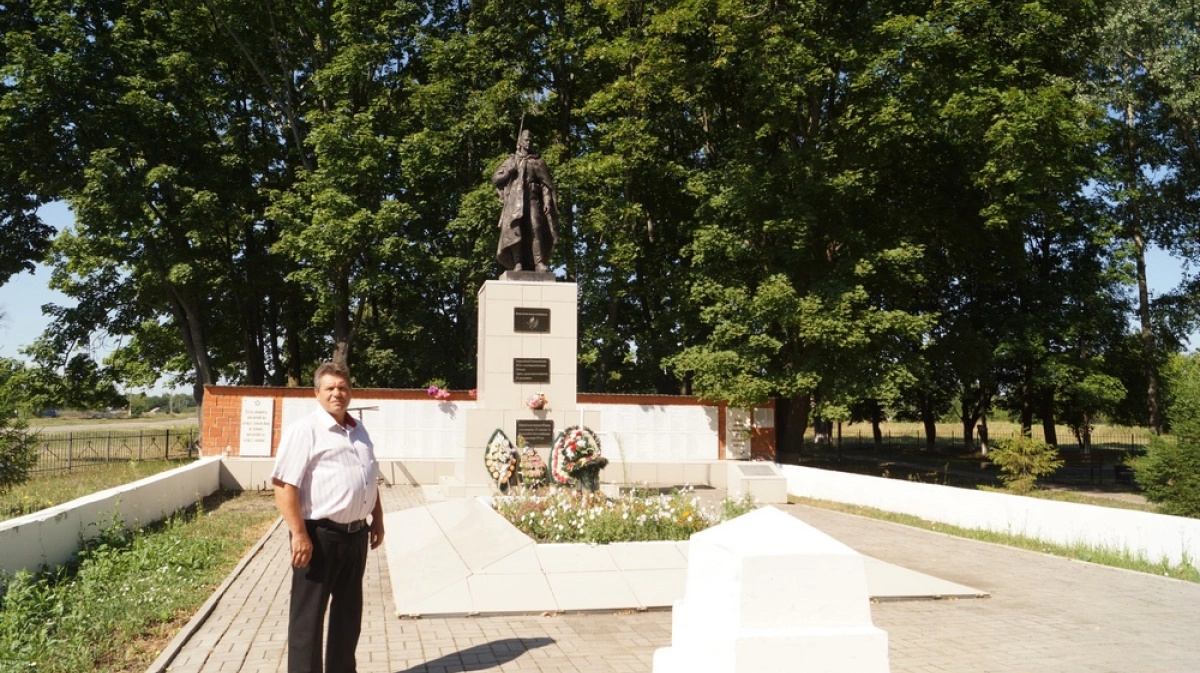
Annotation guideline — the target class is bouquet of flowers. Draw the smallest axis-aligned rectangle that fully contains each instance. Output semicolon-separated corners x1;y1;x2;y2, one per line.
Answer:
550;425;607;489
517;436;547;486
526;392;548;410
484;429;518;487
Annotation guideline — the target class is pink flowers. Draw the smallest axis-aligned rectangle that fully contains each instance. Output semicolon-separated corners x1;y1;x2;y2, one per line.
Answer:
526;393;548;410
426;385;452;401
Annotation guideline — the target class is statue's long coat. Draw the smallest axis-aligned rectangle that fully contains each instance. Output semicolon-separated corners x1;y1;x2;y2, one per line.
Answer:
493;150;559;270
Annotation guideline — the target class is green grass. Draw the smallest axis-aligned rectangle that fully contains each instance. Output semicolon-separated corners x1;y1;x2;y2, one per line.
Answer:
789;495;1199;583
981;485;1157;512
25;412;198;430
0;489;278;673
0;459;195;521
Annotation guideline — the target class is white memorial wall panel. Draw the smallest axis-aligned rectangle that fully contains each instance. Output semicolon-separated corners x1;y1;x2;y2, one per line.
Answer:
581;404;720;462
281;398;477;460
275;398;722;462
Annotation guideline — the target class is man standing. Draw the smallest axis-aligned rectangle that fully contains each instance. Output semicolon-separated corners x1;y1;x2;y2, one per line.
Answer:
271;362;384;673
494;129;559;272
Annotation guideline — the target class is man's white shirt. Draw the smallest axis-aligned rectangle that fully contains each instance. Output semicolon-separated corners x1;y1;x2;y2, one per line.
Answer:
271;407;378;523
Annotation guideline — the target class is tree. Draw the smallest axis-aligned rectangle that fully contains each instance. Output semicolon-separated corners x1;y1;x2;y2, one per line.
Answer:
1134;353;1200;517
0;358;38;494
1091;0;1200;434
663;0;936;455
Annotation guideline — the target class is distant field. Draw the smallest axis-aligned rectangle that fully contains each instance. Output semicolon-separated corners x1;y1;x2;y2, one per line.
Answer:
0;459;193;521
26;411;198;430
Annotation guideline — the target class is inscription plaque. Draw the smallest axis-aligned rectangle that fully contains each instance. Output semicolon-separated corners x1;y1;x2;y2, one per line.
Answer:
239;397;274;457
514;307;551;333
515;420;555;445
738;464;778;477
513;358;551;383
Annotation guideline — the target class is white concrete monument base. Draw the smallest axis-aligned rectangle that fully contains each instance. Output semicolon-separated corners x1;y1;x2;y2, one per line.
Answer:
653;506;889;673
453;278;608;494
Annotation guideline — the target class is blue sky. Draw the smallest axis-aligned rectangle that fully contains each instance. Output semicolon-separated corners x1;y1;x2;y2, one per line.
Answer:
0;204;1195;375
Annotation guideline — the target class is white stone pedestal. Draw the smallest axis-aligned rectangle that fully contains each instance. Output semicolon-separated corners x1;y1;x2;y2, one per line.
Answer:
726;461;788;503
455;278;604;494
653;507;890;673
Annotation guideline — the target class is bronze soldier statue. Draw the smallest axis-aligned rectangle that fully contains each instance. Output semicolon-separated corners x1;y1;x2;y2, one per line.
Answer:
494;130;558;272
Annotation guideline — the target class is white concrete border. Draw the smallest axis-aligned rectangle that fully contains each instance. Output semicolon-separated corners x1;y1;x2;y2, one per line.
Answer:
0;457;221;574
782;464;1200;567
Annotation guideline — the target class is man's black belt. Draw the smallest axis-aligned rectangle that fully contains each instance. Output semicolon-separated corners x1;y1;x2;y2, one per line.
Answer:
314;518;367;533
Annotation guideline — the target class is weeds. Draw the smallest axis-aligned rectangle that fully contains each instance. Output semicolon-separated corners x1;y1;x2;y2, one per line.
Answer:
0;490;277;673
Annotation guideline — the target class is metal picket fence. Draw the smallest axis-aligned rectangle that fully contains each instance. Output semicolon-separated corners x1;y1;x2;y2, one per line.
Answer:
835;429;1149;456
30;426;199;475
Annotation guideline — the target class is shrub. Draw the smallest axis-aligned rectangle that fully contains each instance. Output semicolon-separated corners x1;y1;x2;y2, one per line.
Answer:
1132;435;1200;518
0;404;37;495
1135;353;1200;518
989;435;1063;494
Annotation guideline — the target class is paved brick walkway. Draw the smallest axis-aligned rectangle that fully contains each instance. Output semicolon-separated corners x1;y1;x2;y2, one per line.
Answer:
159;486;1200;673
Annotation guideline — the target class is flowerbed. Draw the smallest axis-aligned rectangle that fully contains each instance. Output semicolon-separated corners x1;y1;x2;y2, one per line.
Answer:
492;486;757;544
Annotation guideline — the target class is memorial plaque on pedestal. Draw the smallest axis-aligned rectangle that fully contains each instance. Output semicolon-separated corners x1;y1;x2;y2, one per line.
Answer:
515;420;555;445
513;358;551;383
738;463;778;477
239;397;274;457
514;307;551;333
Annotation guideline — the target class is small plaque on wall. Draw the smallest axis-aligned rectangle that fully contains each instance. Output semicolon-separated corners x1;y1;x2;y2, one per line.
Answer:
516;420;555;445
239;397;274;457
513;358;551;383
514;307;551;333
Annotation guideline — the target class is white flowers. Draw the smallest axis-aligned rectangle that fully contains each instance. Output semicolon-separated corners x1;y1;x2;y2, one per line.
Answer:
485;429;518;486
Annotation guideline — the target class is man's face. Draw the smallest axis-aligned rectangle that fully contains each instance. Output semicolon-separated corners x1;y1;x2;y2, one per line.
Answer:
518;130;531;152
316;374;352;420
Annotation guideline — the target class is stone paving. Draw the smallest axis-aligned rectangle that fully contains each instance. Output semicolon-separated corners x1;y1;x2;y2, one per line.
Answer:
157;485;1200;673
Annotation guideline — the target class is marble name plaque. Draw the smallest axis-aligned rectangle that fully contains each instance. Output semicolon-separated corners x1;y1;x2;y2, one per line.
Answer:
514;307;551;333
515;420;555;445
239;397;274;457
513;357;551;383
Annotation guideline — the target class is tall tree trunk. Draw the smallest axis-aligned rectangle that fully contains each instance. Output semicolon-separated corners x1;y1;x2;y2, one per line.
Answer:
1041;389;1057;446
979;412;991;455
164;282;217;424
1134;231;1161;434
777;393;811;458
919;395;937;452
332;274;354;365
960;389;983;452
1020;365;1034;436
870;400;883;448
1126;101;1162;434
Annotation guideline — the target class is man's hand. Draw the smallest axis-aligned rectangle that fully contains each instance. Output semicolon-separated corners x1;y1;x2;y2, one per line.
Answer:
290;530;314;568
370;517;385;550
370;492;385;550
273;479;312;567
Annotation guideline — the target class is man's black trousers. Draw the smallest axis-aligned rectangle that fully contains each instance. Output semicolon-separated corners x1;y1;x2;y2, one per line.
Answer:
288;520;369;673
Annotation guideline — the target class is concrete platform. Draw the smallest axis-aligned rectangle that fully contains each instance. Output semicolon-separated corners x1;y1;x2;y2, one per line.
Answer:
385;499;987;617
154;485;1200;673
